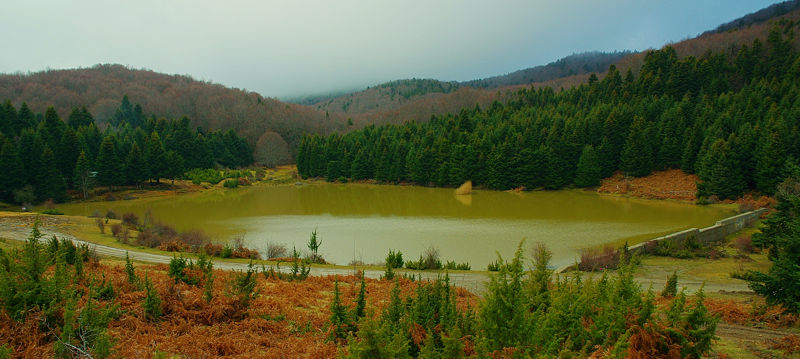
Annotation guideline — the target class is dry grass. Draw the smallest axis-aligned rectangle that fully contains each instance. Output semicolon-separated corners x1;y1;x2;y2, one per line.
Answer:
598;169;699;201
0;260;464;358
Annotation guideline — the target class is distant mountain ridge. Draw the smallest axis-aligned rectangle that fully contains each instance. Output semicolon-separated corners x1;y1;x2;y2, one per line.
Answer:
461;51;631;89
1;1;799;160
703;0;800;35
305;51;629;115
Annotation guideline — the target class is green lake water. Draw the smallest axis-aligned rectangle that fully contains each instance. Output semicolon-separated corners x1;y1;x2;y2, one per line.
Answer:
59;183;734;268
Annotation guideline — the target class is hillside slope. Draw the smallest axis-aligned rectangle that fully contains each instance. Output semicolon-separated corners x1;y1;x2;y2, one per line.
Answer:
313;52;629;118
0;64;345;153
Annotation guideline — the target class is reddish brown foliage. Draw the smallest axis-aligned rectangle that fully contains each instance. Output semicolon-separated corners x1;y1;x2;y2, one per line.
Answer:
732;234;756;254
598;169;699;201
231;246;261;260
203;243;223;257
735;193;776;211
157;240;189;252
704;298;799;328
769;334;800;355
0;261;439;358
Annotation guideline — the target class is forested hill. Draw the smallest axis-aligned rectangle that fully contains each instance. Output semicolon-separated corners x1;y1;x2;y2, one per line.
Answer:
298;20;800;200
309;52;629;118
703;0;800;35
0;64;346;155
461;51;631;89
308;5;800;124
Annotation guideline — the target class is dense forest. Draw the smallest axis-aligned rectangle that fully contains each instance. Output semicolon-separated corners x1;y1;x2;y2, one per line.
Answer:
298;23;800;200
0;96;252;204
0;65;338;158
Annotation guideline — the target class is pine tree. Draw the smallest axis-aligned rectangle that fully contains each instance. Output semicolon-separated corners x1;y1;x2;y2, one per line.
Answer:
0;139;24;201
620;116;654;177
164;150;184;185
747;173;800;312
329;280;352;340
755;131;786;194
574;145;602;187
145;132;167;183
354;275;367;320
125;143;146;187
42;106;64;146
57;126;80;187
96;136;122;191
697;137;746;200
36;146;66;202
73;151;94;200
17;129;43;186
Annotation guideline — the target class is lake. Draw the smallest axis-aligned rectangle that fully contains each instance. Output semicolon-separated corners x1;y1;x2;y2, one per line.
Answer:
59;183;734;269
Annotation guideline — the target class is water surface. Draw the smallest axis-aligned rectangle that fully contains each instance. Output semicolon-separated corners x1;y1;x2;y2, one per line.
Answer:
59;184;733;268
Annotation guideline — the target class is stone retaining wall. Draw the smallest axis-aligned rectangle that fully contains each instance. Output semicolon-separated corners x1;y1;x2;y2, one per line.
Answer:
557;208;768;273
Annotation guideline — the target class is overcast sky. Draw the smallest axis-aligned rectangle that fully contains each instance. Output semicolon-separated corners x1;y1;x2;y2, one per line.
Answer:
1;0;779;99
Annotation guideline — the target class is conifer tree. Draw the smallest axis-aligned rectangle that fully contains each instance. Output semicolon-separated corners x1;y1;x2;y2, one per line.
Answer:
57;126;80;187
755;131;786;194
73;151;94;200
96;136;121;191
125;143;146;187
0;139;23;201
574;145;602;187
36;146;66;202
620;116;654;177
145;132;167;183
698;137;746;200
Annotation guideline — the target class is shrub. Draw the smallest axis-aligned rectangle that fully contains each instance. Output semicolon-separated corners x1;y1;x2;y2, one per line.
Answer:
125;253;137;285
230;262;259;313
383;262;395;280
266;241;287;259
110;223;123;239
385;249;403;269
289;246;310;280
661;272;678;298
422;246;441;270
306;229;324;263
185;168;224;185
0;220;68;320
122;212;140;228
487;260;500;271
578;246;619;271
96;217;105;234
105;209;118;220
143;274;162;321
220;244;233;258
203;243;223;257
223;179;239;188
328;279;353;341
733;234;755;254
40;208;64;215
158;240;188;252
55;293;117;359
179;229;209;251
444;260;471;270
0;344;10;359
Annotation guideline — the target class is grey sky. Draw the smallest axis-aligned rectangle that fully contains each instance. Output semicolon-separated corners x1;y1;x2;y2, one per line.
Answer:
1;1;779;99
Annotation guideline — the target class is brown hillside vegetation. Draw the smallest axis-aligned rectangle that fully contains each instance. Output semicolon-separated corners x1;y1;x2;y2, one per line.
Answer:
598;169;699;201
0;260;460;358
0;65;345;151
